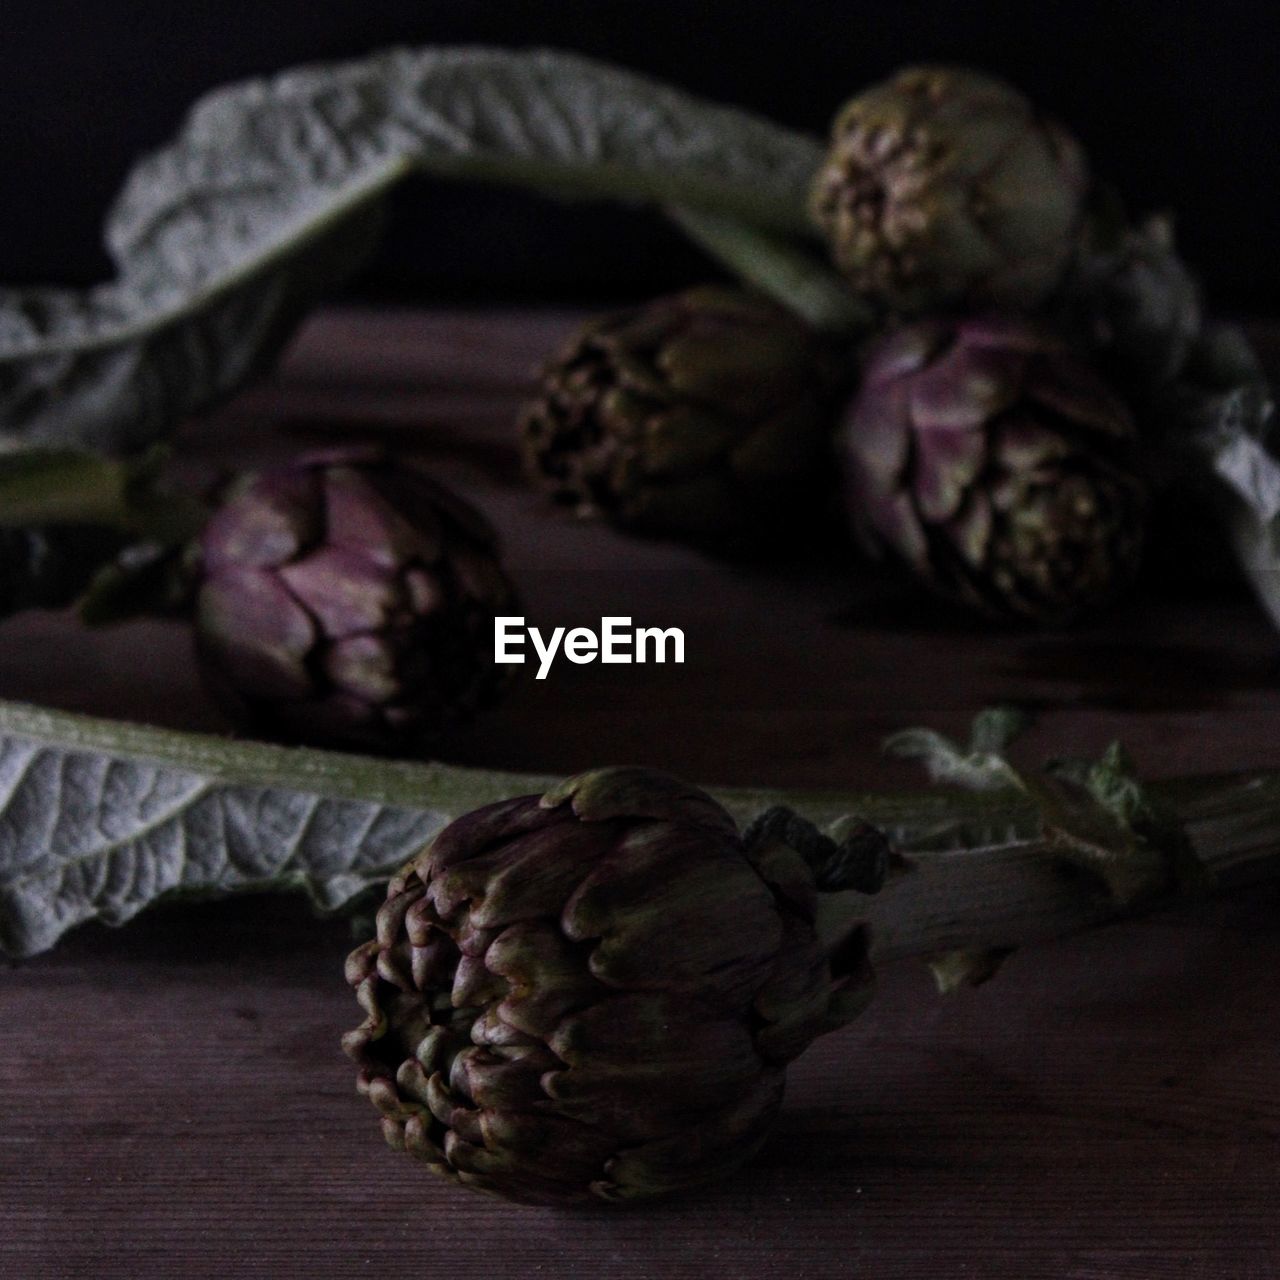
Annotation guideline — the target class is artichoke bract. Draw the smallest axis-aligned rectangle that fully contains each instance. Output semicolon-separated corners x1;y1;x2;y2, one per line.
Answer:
811;66;1088;315
343;768;880;1205
841;317;1146;624
195;450;515;753
520;287;838;548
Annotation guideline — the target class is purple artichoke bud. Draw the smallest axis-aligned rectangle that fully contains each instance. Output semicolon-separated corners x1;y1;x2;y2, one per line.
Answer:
841;317;1146;624
520;287;839;548
343;769;880;1205
811;66;1088;314
194;449;516;753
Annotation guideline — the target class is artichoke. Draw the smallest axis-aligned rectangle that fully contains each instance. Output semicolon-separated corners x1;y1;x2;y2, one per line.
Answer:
810;66;1088;315
520;287;838;548
343;768;884;1205
1062;215;1204;394
195;449;515;753
841;317;1146;624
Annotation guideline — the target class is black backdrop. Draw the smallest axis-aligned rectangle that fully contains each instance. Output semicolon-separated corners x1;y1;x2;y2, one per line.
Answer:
3;1;1277;307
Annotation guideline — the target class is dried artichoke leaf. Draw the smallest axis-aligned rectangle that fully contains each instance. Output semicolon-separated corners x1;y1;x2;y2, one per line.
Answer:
0;46;822;453
0;697;558;958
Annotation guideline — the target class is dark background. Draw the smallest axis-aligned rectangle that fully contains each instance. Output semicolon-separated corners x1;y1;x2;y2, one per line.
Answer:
3;0;1277;307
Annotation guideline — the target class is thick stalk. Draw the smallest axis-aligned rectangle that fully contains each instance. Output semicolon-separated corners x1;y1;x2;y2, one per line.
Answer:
0;700;1049;846
0;451;208;542
1;699;1277;962
2;698;1274;878
822;772;1280;966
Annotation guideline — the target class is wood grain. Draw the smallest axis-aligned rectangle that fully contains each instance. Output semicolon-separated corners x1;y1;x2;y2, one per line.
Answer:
2;308;1278;1279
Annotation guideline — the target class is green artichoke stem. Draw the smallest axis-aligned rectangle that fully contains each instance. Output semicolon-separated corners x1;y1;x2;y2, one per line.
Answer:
817;772;1280;970
2;697;1277;975
0;449;208;543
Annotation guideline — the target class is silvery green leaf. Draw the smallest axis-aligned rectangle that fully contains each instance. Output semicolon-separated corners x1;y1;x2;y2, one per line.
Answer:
1209;406;1280;520
883;729;1024;793
1223;499;1280;629
0;699;555;958
0;699;1067;959
966;706;1033;755
0;47;821;454
1171;324;1280;627
1071;211;1280;633
884;708;1032;793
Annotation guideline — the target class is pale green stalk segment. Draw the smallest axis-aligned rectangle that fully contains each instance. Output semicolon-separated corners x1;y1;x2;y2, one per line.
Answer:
1;698;1277;962
669;207;871;333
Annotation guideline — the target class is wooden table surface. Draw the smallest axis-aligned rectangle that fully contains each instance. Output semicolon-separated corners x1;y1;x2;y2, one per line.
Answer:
3;308;1279;1279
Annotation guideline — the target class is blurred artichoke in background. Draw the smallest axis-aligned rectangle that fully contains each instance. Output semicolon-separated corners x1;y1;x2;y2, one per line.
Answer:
344;767;880;1205
841;317;1146;624
1062;214;1203;395
520;287;839;549
811;66;1088;315
195;450;515;754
